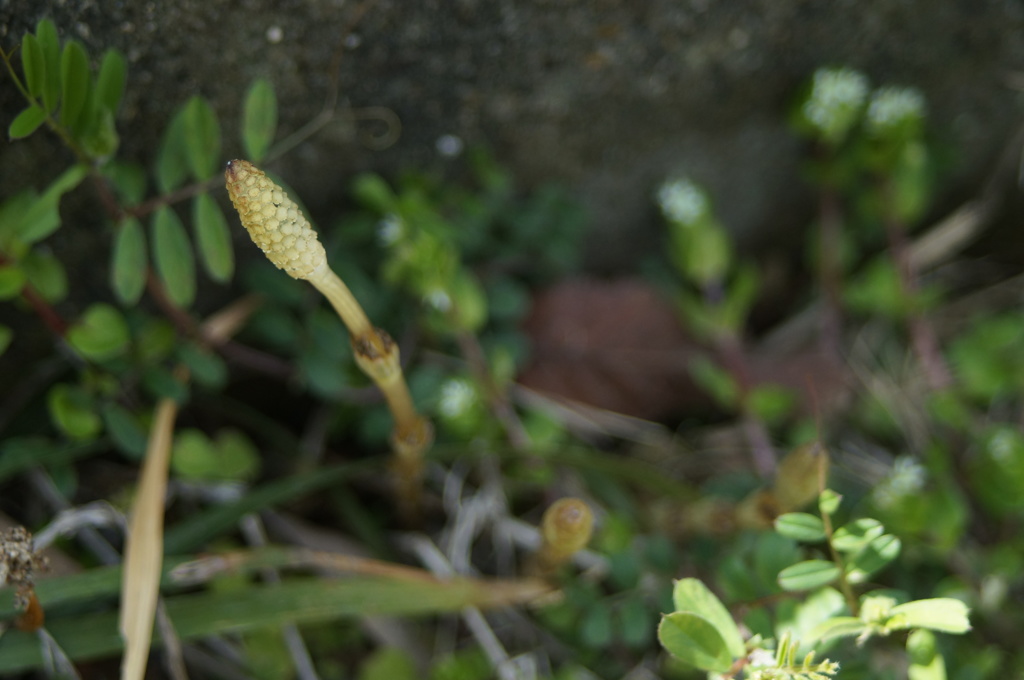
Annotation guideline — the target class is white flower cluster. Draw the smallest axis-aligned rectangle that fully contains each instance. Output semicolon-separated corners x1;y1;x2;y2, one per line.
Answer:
438;378;476;418
873;455;926;509
657;177;709;226
867;86;926;131
802;67;869;140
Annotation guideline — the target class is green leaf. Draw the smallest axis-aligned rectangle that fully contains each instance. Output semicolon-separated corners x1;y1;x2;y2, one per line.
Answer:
352;173;398;213
657;612;733;673
775;513;826;542
449;269;487;332
79;106;119;159
781;586;847;645
22;250;68;302
9;104;47;139
907;629;946;680
20;33;46;97
143;366;190;403
171;428;219;480
688;355;738;409
0;265;26;299
152;206;196;308
178;342;227;389
832;518;885;552
889;598;971;635
155;107;191;193
212;429;260;482
846;534;901;583
777;560;841;592
101;402;147;459
59;40;90;130
111;217;147;304
819;489;842;516
670;578;745;658
0;325;12;356
0;192;33;247
103;161;147;206
94;49;127;113
68;303;130;361
242;78;277;162
16;164;88;244
183;95;220;180
192;193;234;282
748;383;796;426
360;647;416;680
0;560;546;674
35;19;61;113
48;383;102;440
809;616;867;643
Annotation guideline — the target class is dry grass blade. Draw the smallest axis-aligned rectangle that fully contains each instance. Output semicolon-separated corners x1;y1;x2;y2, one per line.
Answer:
118;392;180;680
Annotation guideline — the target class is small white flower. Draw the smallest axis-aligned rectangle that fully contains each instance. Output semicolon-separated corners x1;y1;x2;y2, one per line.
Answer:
376;214;404;247
435;134;464;158
987;429;1018;464
873;455;926;508
747;647;777;668
425;288;452;312
867;86;925;131
657;177;709;226
802;67;869;140
438;378;476;418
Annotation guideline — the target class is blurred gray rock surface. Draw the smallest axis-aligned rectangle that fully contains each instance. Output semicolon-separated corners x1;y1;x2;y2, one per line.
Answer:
2;0;1023;270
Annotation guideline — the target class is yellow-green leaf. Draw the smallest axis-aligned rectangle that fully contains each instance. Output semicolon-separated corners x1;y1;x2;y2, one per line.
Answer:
59;40;90;130
775;512;827;542
68;303;130;361
193;193;234;282
48;383;102;440
657;612;733;673
778;560;841;592
152;207;195;307
0;265;26;300
111;217;147;304
242;78;277;162
671;579;745;659
890;598;971;635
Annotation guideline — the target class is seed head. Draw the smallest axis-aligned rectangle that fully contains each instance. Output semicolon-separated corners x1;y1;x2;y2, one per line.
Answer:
225;160;326;280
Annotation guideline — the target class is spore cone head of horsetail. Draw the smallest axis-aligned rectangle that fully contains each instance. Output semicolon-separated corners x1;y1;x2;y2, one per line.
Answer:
225;160;326;280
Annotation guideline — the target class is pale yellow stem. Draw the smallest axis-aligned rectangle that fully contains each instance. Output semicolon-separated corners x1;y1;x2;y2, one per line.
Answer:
305;262;373;337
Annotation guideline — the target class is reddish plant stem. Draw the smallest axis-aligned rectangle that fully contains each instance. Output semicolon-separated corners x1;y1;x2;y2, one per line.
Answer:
126;176;220;220
0;253;68;337
818;185;845;355
145;270;198;338
883;207;954;391
20;284;69;337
